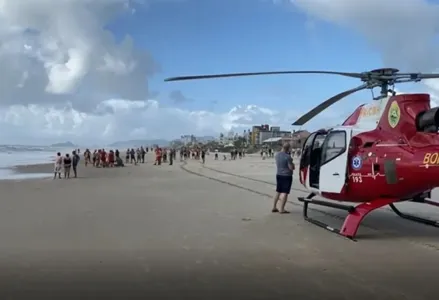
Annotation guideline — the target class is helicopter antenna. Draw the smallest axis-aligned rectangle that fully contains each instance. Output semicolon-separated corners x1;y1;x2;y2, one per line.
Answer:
165;67;439;125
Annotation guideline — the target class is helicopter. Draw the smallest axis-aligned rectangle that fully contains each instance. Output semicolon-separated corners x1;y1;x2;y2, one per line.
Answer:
165;68;439;240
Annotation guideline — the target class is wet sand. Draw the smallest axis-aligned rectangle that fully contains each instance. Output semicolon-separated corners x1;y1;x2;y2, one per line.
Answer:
1;153;439;299
13;163;54;174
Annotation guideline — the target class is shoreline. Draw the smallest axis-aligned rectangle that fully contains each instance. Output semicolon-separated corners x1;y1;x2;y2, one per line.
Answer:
1;156;139;181
0;163;53;181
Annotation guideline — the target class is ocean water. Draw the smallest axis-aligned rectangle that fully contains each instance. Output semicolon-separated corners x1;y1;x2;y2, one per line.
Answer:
0;145;74;180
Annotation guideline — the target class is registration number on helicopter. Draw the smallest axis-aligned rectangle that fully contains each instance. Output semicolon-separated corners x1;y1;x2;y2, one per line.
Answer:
351;173;363;183
423;153;439;164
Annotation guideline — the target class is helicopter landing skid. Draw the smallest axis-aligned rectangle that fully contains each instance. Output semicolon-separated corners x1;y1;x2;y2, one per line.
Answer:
389;199;439;227
298;194;399;241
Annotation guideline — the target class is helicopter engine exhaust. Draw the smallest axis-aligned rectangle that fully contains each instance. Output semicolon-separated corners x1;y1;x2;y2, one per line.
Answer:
416;107;439;132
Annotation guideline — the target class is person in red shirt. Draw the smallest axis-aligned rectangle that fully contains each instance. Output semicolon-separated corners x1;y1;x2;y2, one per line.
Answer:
154;148;162;165
108;150;115;167
100;149;107;167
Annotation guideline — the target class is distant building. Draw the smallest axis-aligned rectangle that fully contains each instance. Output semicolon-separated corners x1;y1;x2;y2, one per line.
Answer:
181;135;196;145
262;137;284;147
290;130;311;148
260;130;291;145
250;124;291;145
250;125;262;145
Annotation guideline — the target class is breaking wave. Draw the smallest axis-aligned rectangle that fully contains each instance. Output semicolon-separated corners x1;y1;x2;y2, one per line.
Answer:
0;145;51;153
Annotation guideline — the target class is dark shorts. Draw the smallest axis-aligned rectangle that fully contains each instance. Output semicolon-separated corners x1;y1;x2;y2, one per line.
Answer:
276;175;293;194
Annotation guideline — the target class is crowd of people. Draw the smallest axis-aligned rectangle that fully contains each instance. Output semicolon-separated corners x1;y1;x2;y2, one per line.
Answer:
52;145;217;179
53;142;299;216
52;142;299;182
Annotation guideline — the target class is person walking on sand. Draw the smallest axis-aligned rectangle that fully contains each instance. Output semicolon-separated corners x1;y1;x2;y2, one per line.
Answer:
63;153;72;179
272;142;295;214
54;152;63;179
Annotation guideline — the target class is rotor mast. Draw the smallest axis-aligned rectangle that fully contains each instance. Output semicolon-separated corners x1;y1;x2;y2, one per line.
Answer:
364;68;399;100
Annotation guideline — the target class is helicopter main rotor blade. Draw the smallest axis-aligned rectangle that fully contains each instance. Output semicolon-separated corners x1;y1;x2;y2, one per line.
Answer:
164;71;364;82
414;73;439;79
292;84;368;126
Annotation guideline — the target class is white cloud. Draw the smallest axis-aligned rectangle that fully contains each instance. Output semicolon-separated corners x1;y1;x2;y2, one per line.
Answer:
291;0;439;70
0;0;160;144
0;100;348;145
0;0;375;145
0;0;156;112
288;0;439;105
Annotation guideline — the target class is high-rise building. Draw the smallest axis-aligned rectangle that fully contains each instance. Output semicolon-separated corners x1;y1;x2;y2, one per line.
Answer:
251;125;262;145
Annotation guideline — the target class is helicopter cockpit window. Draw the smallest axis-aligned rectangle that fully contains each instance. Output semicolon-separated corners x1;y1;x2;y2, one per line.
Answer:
321;131;346;164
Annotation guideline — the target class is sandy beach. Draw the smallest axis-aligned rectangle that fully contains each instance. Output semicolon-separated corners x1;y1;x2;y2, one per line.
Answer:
1;153;439;299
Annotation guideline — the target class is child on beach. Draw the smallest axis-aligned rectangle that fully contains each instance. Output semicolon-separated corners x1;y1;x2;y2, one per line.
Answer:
54;152;62;179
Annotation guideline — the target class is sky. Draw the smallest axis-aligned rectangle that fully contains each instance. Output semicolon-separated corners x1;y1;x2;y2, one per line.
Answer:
1;0;439;145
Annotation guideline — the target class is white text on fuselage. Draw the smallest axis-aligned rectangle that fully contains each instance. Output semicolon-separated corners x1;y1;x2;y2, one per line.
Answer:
360;106;381;118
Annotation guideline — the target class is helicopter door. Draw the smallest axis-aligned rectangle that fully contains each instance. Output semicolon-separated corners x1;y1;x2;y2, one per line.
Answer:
318;129;350;194
299;131;326;189
299;132;317;189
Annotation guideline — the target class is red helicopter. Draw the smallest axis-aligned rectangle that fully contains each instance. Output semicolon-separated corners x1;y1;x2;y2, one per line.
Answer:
165;68;439;240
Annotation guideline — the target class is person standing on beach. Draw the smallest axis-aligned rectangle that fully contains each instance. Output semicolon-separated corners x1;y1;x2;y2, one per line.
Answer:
272;143;295;214
169;148;174;165
63;154;72;179
154;147;162;165
201;149;206;164
54;152;63;179
130;148;136;165
125;149;130;164
141;146;146;163
84;149;91;166
72;151;80;178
